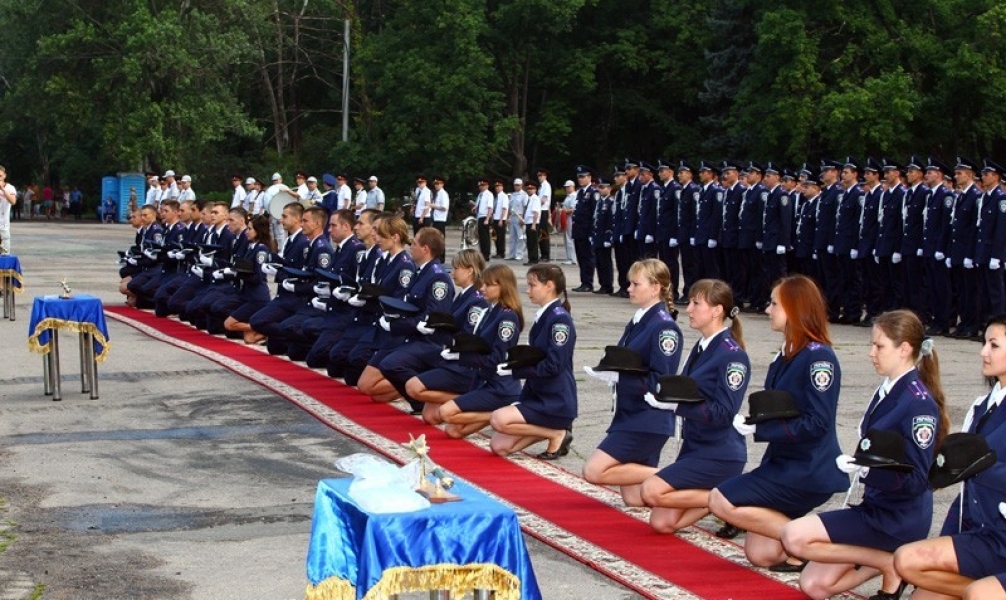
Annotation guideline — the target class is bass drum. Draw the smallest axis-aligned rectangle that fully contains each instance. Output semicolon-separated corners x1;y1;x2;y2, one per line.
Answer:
460;216;479;250
266;184;307;219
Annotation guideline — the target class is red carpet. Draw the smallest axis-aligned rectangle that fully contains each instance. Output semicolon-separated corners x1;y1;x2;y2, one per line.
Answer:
106;306;811;600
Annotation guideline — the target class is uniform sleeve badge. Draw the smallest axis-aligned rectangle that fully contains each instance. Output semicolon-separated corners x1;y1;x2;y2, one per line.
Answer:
725;362;747;391
716;192;724;202
431;281;449;301
913;415;937;449
945;197;953;208
356;250;366;263
498;320;516;342
998;199;1006;213
551;323;570;347
318;253;331;268
468;307;483;326
693;192;700;202
761;192;769;202
781;196;788;206
658;329;679;356
399;269;414;287
810;361;835;392
594;192;600;201
153;233;164;244
256;250;268;264
303;247;310;259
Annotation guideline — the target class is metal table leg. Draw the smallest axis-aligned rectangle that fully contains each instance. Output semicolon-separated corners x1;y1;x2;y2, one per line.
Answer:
87;332;98;399
474;591;495;600
429;592;450;600
42;350;52;396
79;332;89;393
51;329;62;401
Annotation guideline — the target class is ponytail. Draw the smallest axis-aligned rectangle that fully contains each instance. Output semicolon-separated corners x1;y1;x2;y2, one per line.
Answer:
918;345;949;449
729;309;745;350
561;289;572;313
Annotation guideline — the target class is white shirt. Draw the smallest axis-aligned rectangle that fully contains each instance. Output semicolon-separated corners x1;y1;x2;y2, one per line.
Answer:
509;190;528;221
534;298;560;323
366;186;385;209
523;193;541;224
355;189;367;215
145;185;159;206
177;188;196;203
247;190;265;215
538;180;552;210
698;327;729;351
338;184;352;210
493;191;509;220
475;190;494;218
414;186;431;218
305;187;323;205
167;181;180;200
432;189;450;222
231;185;247;208
296;183;309;200
0;183;15;229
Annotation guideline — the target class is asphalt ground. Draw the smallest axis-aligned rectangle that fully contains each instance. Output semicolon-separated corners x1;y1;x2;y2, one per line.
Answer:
0;220;990;599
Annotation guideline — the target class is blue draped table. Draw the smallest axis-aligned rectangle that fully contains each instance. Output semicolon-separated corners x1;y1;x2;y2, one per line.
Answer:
27;294;110;400
306;477;541;600
0;255;23;320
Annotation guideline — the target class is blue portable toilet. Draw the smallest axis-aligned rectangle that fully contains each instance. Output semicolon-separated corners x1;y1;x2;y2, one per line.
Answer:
116;172;146;223
100;176;119;222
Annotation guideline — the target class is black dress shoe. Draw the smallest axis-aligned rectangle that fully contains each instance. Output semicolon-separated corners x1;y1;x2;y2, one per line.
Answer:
925;326;948;336
714;523;743;539
593;288;614;295
837;315;859;325
537;430;573;460
617;290;630;298
572;285;593;292
768;559;807;573
867;581;907;600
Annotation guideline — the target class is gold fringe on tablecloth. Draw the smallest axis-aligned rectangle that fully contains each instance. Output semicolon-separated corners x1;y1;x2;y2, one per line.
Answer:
0;269;24;293
27;318;111;362
306;563;521;600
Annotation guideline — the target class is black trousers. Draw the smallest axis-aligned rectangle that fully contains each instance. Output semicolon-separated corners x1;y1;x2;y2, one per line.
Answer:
524;225;540;264
902;254;928;319
493;221;507;257
926;257;951;330
477;219;491;260
595;245;613;291
680;243;700;299
837;254;862;318
697;245;721;280
574;237;594;287
614;241;633;292
658;243;680;300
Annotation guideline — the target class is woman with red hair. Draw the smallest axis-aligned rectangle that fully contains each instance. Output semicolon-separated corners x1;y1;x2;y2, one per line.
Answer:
708;275;848;573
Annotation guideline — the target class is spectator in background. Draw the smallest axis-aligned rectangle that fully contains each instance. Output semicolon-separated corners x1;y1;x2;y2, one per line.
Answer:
366;176;385;211
19;184;33;221
41;184;53;219
69;186;83;220
0;166;18;253
61;186;70;219
560;179;577;264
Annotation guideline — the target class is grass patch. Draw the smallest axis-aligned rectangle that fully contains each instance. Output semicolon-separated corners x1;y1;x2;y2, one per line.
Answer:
28;583;45;600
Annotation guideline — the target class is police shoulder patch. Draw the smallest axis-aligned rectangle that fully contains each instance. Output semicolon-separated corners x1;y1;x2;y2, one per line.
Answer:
318;253;332;268
693;192;700;202
913;415;937;449
781;196;789;206
716;192;724;202
810;361;835;392
498;320;516;342
999;199;1006;213
431;280;449;301
468;307;482;326
356;249;366;263
945;197;953;208
725;362;747;391
551;323;571;347
859;196;865;206
399;269;414;287
594;191;600;201
255;250;268;264
658;329;679;357
153;233;164;244
303;247;310;259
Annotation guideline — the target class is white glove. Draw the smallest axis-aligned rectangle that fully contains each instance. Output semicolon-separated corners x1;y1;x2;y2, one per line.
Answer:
199;253;214;266
143;248;159;260
875;256;880;264
813;253;818;260
583;365;619;384
707;239;718;248
917;248;924;257
440;348;460;361
619;235;624;243
165;250;179;260
644;393;677;411
644;234;654;244
190;265;204;278
835;454;860;474
999;501;1006;520
992;258;1002;270
281;279;296;292
333;287;352;301
313;282;331;297
496;363;513;376
689;237;696;246
126;257;138;266
212;269;225;280
850;249;858;259
732;414;756;436
261;263;278;276
378;316;391;331
311;297;327;311
603;241;611;248
669;238;678;248
945;257;952;268
935;251;945;261
347;295;366;307
891;252;902;264
416;320;436;335
827;245;835;254
776;245;786;255
755;241;763;250
964;257;974;269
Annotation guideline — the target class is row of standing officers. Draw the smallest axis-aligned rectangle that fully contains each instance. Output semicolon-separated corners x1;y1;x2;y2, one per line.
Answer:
562;155;1006;339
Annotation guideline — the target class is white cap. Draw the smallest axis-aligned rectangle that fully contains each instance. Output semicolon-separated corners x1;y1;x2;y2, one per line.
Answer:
244;177;255;184
307;176;318;183
513;178;523;185
564;180;575;187
164;170;175;177
271;172;282;181
368;175;378;182
181;175;192;183
149;175;159;182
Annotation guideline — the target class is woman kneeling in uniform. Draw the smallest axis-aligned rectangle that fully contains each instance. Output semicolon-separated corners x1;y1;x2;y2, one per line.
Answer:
781;310;947;600
640;278;750;532
581;259;684;506
489;264;577;459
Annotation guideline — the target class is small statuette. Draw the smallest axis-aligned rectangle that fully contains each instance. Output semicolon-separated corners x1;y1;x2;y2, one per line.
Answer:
404;433;461;503
59;279;73;299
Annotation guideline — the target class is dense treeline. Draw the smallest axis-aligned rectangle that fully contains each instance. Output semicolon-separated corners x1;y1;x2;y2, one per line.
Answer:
0;0;1005;203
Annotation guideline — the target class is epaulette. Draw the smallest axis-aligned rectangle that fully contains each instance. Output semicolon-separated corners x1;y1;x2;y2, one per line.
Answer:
808;342;822;351
907;379;931;400
722;337;741;352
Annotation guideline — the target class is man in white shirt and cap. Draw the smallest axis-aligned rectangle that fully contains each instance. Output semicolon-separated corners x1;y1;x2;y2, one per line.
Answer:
560;179;577;264
177;175;196;203
163;170;180;201
507;178;527;260
366;176;385;210
230;174;247;209
270;172;288;248
0;166;16;253
305;176;323;205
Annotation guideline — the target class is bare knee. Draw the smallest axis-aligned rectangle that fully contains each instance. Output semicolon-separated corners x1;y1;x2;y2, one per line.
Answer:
649;511;680;534
797;577;831;600
581;459;605;484
489;439;513;457
640;478;662;507
780;522;806;557
404;377;424;399
707;488;729;518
